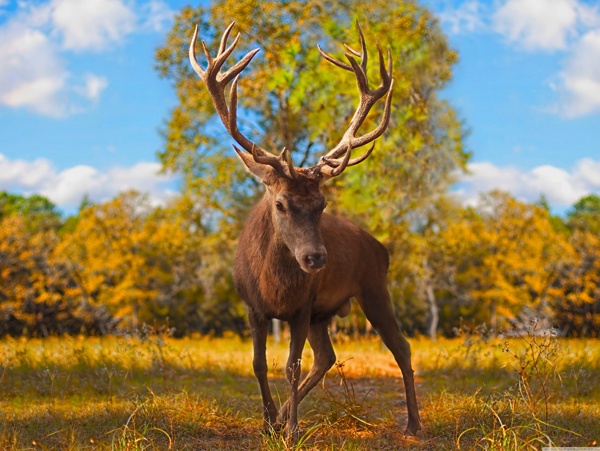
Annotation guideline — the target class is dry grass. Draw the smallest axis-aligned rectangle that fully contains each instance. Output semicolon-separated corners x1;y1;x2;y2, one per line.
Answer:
0;329;598;450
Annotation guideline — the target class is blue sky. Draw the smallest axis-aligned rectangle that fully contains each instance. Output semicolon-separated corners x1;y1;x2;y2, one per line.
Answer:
0;0;598;216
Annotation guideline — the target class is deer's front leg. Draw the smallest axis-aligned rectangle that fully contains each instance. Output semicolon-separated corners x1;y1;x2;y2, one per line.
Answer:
248;310;278;430
279;320;336;423
279;308;310;440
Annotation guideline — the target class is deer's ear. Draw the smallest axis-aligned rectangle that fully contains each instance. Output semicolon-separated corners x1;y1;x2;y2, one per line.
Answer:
233;145;277;185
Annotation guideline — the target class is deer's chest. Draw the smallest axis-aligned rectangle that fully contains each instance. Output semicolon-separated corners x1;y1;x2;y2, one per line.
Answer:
253;263;315;320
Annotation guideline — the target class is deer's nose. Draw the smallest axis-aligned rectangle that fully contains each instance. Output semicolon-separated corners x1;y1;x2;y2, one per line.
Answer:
305;252;327;270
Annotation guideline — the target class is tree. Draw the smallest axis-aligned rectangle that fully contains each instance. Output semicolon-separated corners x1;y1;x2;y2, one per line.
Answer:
550;194;600;336
0;191;62;232
567;194;600;234
0;198;112;337
551;230;600;336
406;192;570;335
155;0;469;335
466;192;570;331
156;0;468;214
413;200;491;336
55;191;246;335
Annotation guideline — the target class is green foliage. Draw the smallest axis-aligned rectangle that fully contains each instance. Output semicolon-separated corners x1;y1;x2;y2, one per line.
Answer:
0;191;62;232
155;0;468;222
567;194;600;234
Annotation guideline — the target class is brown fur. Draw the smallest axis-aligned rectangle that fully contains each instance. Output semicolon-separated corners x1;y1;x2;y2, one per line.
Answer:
233;172;421;438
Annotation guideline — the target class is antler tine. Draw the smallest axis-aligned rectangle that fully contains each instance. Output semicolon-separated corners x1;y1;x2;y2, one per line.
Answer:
199;23;254;85
228;74;241;135
211;29;261;84
317;21;368;73
345;53;370;97
322;142;375;169
251;145;298;180
352;21;367;73
324;143;352;177
350;78;394;148
189;25;206;77
221;46;260;86
311;23;394;179
217;21;236;55
321;79;393;167
207;33;240;76
375;44;393;93
320;142;377;177
343;44;361;58
317;44;352;71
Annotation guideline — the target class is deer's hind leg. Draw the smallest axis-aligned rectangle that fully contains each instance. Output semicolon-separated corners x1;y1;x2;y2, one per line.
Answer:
248;310;278;431
278;319;336;424
356;285;422;436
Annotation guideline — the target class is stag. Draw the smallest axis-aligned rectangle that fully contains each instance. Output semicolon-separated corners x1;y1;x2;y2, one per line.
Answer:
189;22;421;438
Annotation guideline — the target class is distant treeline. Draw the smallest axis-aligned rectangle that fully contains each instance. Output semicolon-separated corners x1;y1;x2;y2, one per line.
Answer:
1;190;598;338
2;1;599;338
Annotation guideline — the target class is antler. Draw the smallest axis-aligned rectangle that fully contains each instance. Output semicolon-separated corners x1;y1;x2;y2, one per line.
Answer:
311;22;394;178
189;22;297;180
190;22;393;181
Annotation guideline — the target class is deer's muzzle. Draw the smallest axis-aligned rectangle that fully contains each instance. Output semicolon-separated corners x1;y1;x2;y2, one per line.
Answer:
298;248;327;274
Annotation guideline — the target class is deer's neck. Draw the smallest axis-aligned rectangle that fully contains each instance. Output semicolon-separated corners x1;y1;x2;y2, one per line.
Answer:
239;197;313;319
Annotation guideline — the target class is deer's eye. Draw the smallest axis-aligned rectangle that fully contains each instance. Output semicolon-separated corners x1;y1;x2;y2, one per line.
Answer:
275;201;285;212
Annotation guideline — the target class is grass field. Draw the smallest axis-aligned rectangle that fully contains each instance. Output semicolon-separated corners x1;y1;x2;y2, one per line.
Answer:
0;328;598;450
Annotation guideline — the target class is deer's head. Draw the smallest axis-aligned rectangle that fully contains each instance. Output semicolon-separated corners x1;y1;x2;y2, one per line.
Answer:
189;22;393;274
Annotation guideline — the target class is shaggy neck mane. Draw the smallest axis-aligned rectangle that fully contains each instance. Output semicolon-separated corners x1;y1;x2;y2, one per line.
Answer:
251;196;312;318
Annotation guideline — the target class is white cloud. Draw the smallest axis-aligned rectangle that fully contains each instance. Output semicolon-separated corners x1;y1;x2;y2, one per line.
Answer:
438;1;486;35
466;0;600;117
141;1;176;32
557;29;600;116
574;157;600;187
492;0;579;51
0;21;69;117
0;3;112;117
74;74;109;102
0;153;176;210
51;0;136;51
0;154;55;189
576;2;600;28
457;158;600;209
528;164;587;204
0;19;110;117
0;0;171;117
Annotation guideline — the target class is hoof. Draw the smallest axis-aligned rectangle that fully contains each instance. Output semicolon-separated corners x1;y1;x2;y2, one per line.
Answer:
262;421;284;436
404;420;422;437
286;424;301;443
277;403;290;425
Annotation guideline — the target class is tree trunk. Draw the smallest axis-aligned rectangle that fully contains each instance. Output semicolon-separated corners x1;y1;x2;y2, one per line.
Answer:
426;284;439;341
272;318;281;344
